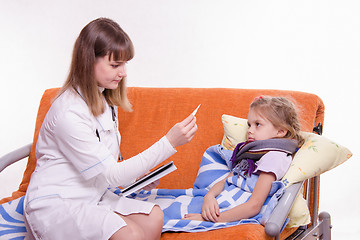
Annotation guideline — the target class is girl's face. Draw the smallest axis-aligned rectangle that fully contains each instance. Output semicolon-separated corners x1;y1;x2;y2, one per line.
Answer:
247;108;286;141
94;54;127;90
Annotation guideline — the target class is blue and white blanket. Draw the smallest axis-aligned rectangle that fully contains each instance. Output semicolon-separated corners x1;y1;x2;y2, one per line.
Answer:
128;144;286;232
0;145;285;239
0;196;26;239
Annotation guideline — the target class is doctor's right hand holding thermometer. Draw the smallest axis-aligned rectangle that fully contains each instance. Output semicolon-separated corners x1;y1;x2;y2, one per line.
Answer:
166;104;201;148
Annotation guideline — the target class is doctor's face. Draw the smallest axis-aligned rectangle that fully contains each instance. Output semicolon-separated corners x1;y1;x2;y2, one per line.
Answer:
94;54;127;90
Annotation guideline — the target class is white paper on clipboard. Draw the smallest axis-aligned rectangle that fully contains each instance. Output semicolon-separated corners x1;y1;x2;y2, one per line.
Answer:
121;161;177;197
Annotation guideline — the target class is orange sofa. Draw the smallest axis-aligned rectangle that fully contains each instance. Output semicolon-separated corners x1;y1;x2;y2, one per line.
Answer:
0;87;325;239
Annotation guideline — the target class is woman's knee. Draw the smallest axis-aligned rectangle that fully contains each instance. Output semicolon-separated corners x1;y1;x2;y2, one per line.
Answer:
124;226;145;240
110;221;145;240
150;205;164;227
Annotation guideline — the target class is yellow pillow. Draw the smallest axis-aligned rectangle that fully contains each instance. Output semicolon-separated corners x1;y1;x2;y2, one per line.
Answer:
282;132;352;185
221;114;352;227
221;114;248;151
221;114;352;183
286;189;311;227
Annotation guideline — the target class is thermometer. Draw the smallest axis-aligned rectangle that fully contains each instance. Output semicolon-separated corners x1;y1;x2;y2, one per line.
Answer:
191;104;201;116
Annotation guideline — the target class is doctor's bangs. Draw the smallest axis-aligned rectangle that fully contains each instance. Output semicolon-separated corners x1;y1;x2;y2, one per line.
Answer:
93;21;135;62
108;39;134;62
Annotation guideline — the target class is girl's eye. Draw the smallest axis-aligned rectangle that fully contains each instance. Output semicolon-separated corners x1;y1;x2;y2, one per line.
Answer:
111;65;120;68
256;123;261;127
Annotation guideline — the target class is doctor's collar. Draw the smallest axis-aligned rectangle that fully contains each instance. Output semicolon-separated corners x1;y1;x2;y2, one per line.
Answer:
98;86;105;93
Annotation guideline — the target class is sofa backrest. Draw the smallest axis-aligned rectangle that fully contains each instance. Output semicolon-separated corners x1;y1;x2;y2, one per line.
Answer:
0;87;324;204
119;87;324;189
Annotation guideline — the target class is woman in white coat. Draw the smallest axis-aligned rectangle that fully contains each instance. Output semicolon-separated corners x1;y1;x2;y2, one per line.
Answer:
24;18;198;240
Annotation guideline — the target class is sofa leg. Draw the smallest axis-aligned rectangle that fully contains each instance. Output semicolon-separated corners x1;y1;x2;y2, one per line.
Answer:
319;212;331;240
291;211;331;240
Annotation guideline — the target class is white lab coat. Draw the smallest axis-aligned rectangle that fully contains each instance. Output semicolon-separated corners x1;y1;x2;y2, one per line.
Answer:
24;88;176;240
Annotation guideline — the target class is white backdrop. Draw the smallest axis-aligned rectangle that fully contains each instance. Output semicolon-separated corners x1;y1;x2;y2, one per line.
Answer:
1;0;359;239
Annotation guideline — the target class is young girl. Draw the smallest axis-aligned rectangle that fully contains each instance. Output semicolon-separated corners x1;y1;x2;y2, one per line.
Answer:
24;18;197;240
184;96;303;223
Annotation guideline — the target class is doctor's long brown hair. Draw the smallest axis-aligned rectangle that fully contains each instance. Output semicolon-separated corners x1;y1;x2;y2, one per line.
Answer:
58;18;133;116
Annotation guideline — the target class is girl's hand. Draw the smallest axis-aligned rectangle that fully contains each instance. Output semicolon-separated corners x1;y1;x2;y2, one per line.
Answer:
201;194;220;222
165;114;198;148
183;213;206;221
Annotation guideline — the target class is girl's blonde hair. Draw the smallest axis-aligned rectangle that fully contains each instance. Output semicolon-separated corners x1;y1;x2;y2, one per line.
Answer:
250;96;304;147
58;18;133;116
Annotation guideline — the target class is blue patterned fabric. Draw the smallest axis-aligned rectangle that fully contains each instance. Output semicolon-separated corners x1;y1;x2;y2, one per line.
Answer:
0;196;26;240
129;144;286;232
0;145;286;237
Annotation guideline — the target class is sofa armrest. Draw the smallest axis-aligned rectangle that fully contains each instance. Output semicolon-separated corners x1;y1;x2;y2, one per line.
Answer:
0;143;32;173
265;181;304;237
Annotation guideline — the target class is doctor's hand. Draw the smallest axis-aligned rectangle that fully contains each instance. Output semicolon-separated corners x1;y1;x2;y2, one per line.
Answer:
142;179;159;191
165;114;198;148
136;171;160;191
